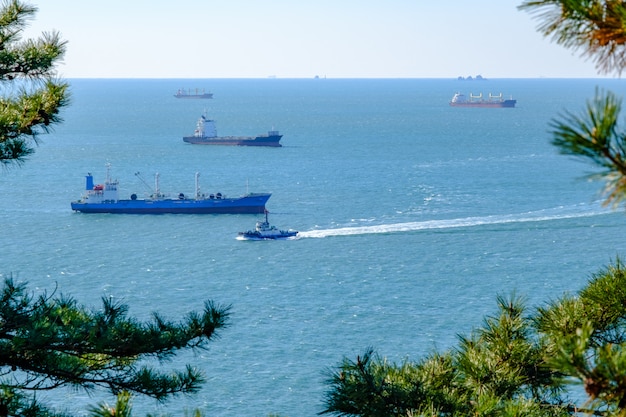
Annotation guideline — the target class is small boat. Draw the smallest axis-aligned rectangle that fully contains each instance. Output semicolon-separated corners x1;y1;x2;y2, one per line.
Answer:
449;92;516;108
71;164;270;214
183;113;282;147
237;211;298;240
174;88;213;99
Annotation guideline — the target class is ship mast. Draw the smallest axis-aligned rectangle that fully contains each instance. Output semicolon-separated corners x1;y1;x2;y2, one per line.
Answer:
105;163;112;185
154;173;160;198
195;172;201;199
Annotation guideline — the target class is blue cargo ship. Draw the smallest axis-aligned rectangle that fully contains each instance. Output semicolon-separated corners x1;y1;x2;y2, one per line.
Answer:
71;165;270;214
183;114;282;147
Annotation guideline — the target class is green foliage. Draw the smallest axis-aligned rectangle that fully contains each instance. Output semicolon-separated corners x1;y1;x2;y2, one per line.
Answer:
0;384;71;417
579;258;626;341
321;295;569;417
519;0;626;76
321;348;437;417
0;0;69;166
0;277;231;416
322;259;626;417
539;259;626;416
88;391;133;417
548;88;626;208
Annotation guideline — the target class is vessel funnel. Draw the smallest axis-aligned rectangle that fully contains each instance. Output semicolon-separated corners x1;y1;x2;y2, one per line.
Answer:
85;174;94;190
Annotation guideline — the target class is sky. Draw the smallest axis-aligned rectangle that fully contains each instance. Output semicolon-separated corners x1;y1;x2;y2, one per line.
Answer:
21;0;613;79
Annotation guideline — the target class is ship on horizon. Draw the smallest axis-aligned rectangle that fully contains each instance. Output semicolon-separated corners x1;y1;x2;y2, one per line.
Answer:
182;113;282;147
449;92;516;108
71;165;270;214
174;88;213;99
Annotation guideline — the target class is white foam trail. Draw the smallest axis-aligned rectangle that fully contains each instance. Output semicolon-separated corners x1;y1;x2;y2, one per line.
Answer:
297;204;612;239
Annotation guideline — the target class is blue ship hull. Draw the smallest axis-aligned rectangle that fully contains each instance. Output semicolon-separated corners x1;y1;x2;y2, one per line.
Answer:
183;134;282;147
71;193;271;214
238;230;298;240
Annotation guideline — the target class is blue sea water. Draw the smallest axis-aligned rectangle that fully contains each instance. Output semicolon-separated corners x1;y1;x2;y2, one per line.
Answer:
1;78;626;416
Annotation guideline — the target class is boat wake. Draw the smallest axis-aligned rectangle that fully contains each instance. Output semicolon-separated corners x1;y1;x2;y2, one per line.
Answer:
297;203;612;239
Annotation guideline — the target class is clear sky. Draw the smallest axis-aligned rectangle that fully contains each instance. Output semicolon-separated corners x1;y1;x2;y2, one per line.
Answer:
23;0;611;79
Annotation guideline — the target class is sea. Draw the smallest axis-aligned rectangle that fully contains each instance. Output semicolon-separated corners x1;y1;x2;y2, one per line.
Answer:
1;78;626;416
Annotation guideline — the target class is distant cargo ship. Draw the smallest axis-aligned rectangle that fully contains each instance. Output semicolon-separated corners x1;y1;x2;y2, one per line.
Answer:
449;92;516;108
71;165;270;214
174;88;213;99
183;114;282;147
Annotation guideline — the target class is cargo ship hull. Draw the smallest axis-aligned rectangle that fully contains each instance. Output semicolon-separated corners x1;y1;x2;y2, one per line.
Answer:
449;100;516;108
183;134;282;147
174;88;213;99
71;193;271;214
174;94;213;99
